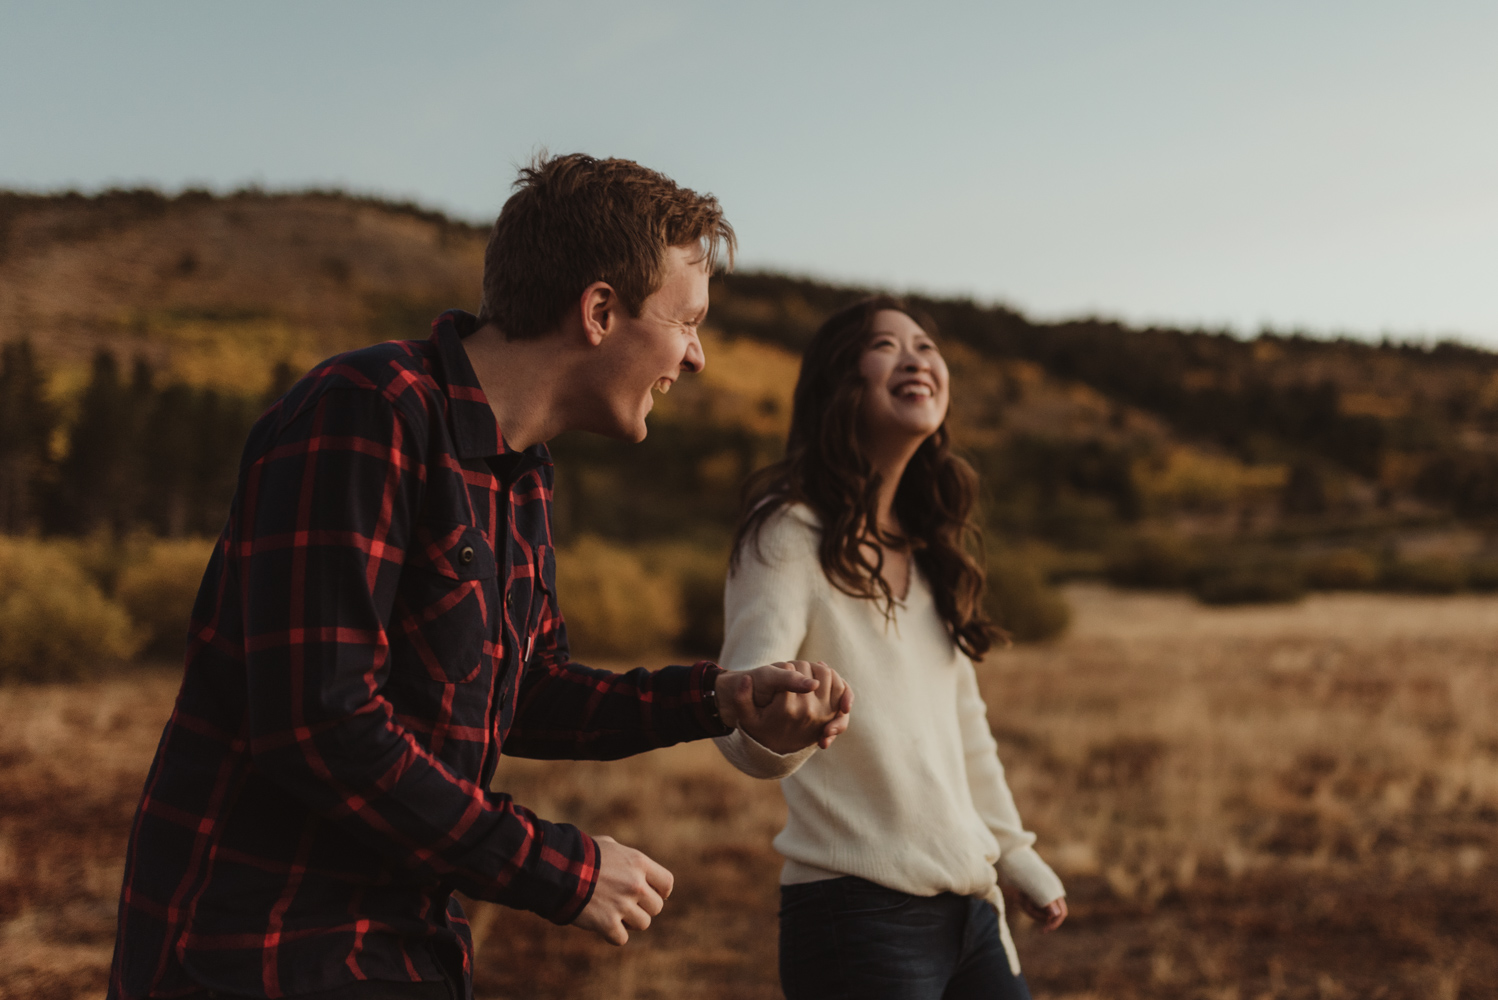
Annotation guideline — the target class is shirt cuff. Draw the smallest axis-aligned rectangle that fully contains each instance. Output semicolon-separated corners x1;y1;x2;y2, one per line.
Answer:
691;660;733;738
997;845;1066;907
713;727;816;780
549;829;601;925
483;814;602;926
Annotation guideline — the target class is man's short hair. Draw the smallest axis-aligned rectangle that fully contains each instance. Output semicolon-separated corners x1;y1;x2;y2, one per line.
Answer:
477;153;737;340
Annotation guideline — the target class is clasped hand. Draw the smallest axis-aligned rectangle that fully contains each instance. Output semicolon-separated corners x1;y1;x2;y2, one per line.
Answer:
714;659;853;754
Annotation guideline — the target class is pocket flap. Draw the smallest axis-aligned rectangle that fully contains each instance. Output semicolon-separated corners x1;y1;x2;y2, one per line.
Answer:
411;523;497;581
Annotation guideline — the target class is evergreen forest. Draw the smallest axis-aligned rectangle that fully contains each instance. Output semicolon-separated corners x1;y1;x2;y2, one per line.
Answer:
3;187;1498;658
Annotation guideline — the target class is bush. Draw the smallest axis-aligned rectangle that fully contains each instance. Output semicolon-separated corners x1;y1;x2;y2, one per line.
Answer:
1301;549;1379;590
554;536;684;659
0;536;141;682
639;541;730;656
1466;558;1498;592
116;538;215;657
45;530;153;595
986;549;1071;643
1104;534;1202;589
1192;556;1305;606
1381;557;1468;594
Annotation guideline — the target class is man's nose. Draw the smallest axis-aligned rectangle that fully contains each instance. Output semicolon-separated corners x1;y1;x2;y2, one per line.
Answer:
682;332;706;375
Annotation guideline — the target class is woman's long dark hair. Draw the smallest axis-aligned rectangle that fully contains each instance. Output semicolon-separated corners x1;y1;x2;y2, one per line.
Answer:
731;295;1001;660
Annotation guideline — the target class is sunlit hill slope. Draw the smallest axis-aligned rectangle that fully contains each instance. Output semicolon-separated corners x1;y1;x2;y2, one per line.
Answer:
3;188;1497;638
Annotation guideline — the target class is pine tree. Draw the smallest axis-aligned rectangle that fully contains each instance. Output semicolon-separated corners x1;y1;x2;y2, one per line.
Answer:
117;356;155;529
0;340;57;533
186;389;254;535
54;350;135;534
141;382;197;536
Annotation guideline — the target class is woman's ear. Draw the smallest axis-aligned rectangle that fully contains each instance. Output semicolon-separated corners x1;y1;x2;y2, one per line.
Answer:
579;281;619;347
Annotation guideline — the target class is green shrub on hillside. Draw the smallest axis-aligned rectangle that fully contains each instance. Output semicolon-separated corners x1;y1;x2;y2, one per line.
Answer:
0;536;141;682
1301;549;1379;590
1381;557;1467;594
1104;534;1203;589
116;538;215;658
1466;558;1498;592
985;549;1071;643
1192;554;1305;606
639;542;730;657
46;530;152;595
554;536;684;660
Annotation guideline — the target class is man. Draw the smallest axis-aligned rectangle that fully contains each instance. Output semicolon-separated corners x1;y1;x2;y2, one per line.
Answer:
109;154;851;1000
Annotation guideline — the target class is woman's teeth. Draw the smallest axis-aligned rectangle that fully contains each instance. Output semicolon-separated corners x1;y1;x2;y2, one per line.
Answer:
896;384;932;398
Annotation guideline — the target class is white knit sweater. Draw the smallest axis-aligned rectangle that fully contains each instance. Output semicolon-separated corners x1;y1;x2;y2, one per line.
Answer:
714;504;1065;974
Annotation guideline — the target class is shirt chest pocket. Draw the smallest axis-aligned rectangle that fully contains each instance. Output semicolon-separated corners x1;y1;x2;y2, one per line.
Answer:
511;543;555;664
398;522;499;684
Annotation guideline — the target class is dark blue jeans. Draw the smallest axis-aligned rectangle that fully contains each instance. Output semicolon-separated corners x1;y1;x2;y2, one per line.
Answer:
778;877;1033;1000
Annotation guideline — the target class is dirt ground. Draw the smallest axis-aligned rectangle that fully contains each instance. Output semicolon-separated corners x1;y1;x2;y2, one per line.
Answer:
2;585;1496;999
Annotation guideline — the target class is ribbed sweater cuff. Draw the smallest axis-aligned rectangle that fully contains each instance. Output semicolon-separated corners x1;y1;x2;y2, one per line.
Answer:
998;846;1066;906
714;728;816;780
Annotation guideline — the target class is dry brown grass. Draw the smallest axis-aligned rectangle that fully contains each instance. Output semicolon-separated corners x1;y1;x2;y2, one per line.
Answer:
3;588;1496;999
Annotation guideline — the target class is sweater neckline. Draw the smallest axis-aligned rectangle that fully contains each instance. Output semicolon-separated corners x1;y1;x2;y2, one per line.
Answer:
892;563;930;612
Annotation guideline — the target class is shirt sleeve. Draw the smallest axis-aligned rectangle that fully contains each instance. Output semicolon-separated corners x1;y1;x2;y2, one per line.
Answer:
500;542;731;761
712;508;819;780
955;656;1067;907
238;387;598;924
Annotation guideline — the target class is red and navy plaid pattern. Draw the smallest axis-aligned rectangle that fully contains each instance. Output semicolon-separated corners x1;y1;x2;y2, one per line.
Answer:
108;311;728;1000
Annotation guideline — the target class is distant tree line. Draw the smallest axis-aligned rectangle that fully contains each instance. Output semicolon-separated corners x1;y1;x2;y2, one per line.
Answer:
0;342;293;537
0;339;774;546
713;273;1498;522
7;272;1497;544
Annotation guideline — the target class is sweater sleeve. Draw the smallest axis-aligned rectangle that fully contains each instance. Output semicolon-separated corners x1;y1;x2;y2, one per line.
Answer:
712;508;820;780
955;657;1067;906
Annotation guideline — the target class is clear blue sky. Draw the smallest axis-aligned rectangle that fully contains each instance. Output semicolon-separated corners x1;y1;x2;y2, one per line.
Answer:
3;1;1495;344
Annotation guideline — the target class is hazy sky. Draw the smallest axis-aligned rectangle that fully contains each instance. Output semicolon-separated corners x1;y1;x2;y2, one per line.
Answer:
3;1;1495;344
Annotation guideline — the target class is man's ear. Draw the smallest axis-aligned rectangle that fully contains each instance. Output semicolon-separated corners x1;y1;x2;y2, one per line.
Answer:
579;281;619;347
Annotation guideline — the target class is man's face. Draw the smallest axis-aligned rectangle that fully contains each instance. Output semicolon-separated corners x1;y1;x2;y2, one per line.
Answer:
593;245;710;442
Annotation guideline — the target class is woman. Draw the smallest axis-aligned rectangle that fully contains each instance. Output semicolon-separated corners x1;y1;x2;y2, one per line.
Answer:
715;296;1067;1000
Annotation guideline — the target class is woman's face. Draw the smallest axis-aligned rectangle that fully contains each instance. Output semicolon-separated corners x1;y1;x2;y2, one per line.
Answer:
856;309;950;451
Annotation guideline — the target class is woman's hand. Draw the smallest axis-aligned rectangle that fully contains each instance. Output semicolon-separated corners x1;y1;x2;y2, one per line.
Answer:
1017;894;1067;932
716;660;854;753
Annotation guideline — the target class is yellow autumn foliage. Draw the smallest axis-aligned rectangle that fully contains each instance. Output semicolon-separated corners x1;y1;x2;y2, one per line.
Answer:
116;537;216;657
554;536;684;660
0;536;141;681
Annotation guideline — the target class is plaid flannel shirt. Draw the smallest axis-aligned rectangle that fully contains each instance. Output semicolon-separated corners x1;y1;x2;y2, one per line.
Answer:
108;311;729;1000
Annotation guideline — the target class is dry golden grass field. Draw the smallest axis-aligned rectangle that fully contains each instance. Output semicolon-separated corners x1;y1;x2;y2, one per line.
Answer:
2;585;1496;1000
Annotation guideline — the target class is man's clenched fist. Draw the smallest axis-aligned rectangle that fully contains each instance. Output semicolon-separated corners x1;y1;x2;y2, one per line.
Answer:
572;836;674;946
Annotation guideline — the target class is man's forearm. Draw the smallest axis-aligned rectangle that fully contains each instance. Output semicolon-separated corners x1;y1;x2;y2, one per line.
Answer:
249;683;599;922
502;658;730;760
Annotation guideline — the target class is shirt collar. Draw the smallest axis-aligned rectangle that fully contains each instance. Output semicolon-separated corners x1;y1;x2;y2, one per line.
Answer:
429;310;552;470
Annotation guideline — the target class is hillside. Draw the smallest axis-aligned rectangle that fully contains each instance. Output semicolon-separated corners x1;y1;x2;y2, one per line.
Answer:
2;188;1495;593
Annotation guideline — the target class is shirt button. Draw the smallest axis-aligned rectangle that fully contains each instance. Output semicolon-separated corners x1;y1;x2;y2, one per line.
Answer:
506;589;515;609
459;546;475;566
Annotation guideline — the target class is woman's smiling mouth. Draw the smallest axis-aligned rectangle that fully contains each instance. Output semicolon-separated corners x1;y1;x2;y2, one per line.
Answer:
892;379;935;399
